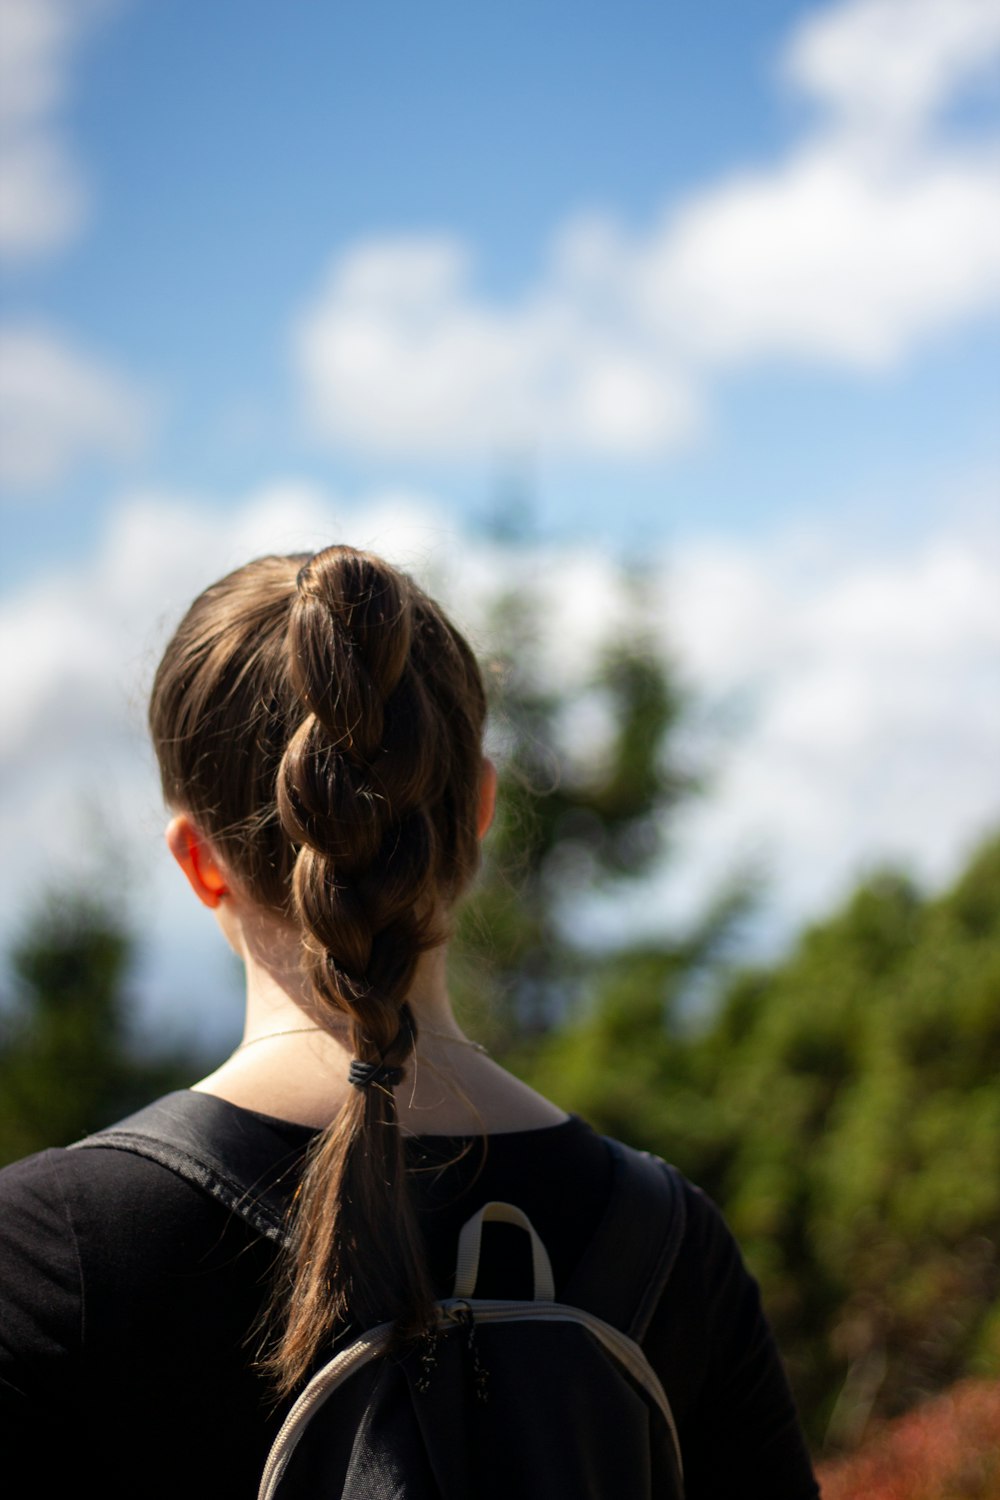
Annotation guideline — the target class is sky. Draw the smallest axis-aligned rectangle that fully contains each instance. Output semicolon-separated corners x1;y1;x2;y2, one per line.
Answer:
1;0;998;1045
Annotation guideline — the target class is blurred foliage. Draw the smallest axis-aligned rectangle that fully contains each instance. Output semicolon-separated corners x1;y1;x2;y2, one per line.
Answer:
451;579;724;1044
0;892;203;1164
817;1379;1000;1500
508;842;1000;1452
452;580;1000;1453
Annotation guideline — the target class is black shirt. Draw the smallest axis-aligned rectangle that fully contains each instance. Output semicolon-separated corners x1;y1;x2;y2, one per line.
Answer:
0;1092;819;1498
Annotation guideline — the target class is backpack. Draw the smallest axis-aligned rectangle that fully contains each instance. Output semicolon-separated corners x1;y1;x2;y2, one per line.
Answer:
74;1092;687;1499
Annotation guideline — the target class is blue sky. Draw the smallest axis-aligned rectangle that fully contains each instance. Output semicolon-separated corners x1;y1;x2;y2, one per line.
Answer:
3;0;997;571
1;0;998;1040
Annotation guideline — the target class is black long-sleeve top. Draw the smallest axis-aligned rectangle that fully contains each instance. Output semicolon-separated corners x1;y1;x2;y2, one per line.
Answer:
0;1092;820;1498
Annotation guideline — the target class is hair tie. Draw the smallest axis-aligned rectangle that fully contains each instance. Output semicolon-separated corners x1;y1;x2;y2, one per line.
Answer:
348;1058;404;1091
347;1008;414;1091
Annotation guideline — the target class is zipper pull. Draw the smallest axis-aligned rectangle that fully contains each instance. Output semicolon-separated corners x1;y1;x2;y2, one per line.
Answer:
454;1303;490;1404
415;1323;440;1394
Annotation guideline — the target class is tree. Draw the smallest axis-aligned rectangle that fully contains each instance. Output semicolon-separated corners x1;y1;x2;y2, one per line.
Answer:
450;579;726;1049
0;890;203;1165
514;832;1000;1451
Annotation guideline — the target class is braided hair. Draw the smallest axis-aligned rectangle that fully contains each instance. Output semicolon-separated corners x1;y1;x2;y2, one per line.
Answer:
149;545;487;1391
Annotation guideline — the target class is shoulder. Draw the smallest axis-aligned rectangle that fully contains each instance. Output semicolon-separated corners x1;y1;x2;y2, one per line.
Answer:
0;1139;208;1309
0;1147;82;1295
0;1148;91;1403
0;1108;273;1305
629;1165;820;1499
1;1130;218;1233
0;1125;286;1494
592;1136;758;1271
625;1159;770;1350
0;1106;280;1370
594;1135;742;1270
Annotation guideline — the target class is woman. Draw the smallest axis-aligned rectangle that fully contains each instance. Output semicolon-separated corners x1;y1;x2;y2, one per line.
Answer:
0;545;820;1497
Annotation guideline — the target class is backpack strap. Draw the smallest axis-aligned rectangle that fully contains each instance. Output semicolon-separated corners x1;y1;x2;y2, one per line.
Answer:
70;1090;300;1244
561;1139;687;1342
72;1095;687;1345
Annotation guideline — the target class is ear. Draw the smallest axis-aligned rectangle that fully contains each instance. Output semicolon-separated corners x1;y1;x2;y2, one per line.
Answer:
477;757;498;841
165;814;230;909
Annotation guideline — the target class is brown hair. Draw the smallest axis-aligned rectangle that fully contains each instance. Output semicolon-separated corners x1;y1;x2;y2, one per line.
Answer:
149;545;487;1392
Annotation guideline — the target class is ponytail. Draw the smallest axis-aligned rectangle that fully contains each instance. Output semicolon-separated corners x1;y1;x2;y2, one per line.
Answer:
269;550;445;1391
148;545;488;1393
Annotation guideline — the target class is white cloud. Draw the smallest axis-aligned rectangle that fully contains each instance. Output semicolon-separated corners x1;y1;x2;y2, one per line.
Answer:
295;236;698;457
294;0;1000;457
637;142;1000;369
783;0;1000;143
1;484;998;1038
0;325;153;490
0;0;111;260
652;516;1000;940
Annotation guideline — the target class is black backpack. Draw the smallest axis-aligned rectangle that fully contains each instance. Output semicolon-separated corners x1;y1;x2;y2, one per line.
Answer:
75;1092;687;1499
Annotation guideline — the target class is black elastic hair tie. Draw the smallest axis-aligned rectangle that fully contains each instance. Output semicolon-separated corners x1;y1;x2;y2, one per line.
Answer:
348;1059;404;1091
347;1007;414;1091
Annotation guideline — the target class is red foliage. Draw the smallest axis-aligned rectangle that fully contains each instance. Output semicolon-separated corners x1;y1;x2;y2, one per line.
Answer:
817;1380;1000;1500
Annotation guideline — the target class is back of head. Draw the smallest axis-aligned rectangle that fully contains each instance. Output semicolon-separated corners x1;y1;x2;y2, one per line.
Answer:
150;544;488;1389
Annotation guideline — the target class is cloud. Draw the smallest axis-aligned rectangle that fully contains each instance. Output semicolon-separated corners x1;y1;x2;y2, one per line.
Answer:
295;235;699;458
650;515;1000;940
0;0;111;260
635;142;1000;369
1;483;998;1038
783;0;1000;143
0;325;153;490
294;0;1000;458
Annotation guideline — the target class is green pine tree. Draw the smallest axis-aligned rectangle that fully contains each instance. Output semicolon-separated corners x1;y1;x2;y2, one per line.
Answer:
0;890;203;1165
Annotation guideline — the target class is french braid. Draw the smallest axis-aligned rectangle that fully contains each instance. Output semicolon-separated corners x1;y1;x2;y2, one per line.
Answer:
148;544;487;1393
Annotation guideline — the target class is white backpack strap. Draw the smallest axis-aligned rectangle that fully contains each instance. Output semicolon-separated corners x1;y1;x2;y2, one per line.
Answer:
453;1200;555;1301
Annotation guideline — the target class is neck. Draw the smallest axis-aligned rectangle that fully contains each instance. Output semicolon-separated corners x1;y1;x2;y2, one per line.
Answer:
193;900;566;1134
234;908;461;1044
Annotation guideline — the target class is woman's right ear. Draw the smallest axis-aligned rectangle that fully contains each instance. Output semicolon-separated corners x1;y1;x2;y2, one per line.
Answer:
165;814;230;909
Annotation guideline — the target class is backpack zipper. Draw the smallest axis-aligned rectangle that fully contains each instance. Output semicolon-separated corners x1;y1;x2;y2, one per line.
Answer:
436;1298;682;1468
259;1299;682;1500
